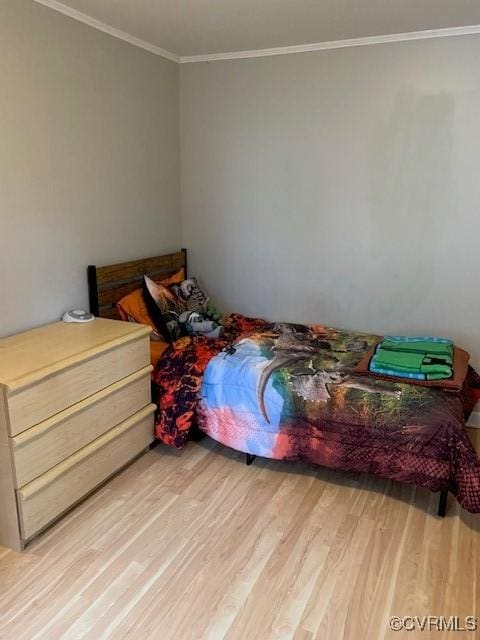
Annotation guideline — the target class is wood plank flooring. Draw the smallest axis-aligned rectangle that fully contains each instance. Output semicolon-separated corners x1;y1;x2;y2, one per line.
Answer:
0;430;479;640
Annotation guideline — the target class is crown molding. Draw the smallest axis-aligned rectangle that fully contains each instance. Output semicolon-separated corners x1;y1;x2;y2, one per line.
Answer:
33;0;179;63
31;2;480;66
179;24;480;64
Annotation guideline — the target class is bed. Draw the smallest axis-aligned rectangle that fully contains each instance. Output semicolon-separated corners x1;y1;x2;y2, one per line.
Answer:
88;251;480;516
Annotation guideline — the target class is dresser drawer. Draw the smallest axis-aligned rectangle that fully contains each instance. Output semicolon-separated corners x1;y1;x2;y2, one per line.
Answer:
11;366;152;487
16;404;155;541
8;336;150;436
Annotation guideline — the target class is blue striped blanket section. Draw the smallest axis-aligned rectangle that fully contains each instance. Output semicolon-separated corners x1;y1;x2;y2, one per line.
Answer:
369;363;426;380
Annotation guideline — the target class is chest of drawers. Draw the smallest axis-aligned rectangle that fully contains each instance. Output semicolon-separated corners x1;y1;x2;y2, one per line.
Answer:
0;318;155;550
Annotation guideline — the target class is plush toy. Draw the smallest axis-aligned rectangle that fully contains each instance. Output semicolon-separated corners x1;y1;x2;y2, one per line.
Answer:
172;278;222;324
179;311;224;339
204;301;222;323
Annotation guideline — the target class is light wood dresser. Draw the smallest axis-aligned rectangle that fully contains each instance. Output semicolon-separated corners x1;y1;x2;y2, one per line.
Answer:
0;318;155;551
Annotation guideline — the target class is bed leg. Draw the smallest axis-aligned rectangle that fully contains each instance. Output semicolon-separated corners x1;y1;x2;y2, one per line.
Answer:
246;453;256;466
438;489;448;518
189;423;206;442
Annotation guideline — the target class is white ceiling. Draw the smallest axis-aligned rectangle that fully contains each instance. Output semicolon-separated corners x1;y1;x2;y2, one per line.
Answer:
45;0;480;58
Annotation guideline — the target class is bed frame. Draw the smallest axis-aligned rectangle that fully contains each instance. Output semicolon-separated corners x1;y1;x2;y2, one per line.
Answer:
87;247;449;518
87;249;187;319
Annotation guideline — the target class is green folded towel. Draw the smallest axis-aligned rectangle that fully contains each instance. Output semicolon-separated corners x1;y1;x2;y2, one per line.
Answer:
427;371;453;380
421;364;452;377
373;347;452;378
381;339;453;359
374;349;447;370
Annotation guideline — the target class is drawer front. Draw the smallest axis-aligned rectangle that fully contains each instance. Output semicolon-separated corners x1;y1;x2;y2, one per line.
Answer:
17;404;155;541
12;367;152;487
8;336;150;436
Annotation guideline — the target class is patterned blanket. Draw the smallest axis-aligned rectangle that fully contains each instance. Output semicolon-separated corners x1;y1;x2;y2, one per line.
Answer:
153;317;480;513
153;314;267;447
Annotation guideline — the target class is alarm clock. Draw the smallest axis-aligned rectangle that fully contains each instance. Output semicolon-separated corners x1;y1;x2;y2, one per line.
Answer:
62;310;95;323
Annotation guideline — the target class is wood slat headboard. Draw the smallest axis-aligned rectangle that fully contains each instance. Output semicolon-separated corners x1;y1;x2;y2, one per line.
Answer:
87;249;187;319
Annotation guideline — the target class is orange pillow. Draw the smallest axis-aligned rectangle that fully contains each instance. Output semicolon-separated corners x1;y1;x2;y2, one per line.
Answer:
117;288;168;364
159;268;185;287
117;288;154;330
116;268;185;366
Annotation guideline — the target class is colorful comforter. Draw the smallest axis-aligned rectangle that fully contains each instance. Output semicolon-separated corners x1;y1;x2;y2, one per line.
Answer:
153;317;480;513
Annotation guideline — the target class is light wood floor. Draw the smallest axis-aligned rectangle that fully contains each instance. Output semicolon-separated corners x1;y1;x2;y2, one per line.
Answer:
0;431;479;640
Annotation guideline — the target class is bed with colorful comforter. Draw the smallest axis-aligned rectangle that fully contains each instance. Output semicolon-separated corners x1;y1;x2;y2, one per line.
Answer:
153;315;480;513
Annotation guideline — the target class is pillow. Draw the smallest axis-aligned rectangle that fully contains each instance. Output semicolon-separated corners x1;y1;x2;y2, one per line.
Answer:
116;289;169;366
171;277;209;313
117;288;156;331
143;275;186;342
117;270;185;335
158;268;185;287
115;270;183;330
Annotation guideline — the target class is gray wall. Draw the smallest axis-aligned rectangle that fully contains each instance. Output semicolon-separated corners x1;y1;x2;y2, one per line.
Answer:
180;37;480;366
0;0;180;336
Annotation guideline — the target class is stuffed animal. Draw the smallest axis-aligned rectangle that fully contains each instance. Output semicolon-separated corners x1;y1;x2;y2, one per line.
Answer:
179;311;224;339
172;278;222;323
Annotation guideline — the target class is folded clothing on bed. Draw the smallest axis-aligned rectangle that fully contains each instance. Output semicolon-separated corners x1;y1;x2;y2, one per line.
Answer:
354;337;469;391
369;363;451;381
370;336;453;381
381;336;453;358
371;341;453;381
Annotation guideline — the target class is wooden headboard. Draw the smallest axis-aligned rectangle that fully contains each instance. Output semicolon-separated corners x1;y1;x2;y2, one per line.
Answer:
87;249;187;319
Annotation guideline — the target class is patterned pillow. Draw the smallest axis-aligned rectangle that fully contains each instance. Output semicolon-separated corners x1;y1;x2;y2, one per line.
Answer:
143;275;186;342
171;277;209;313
